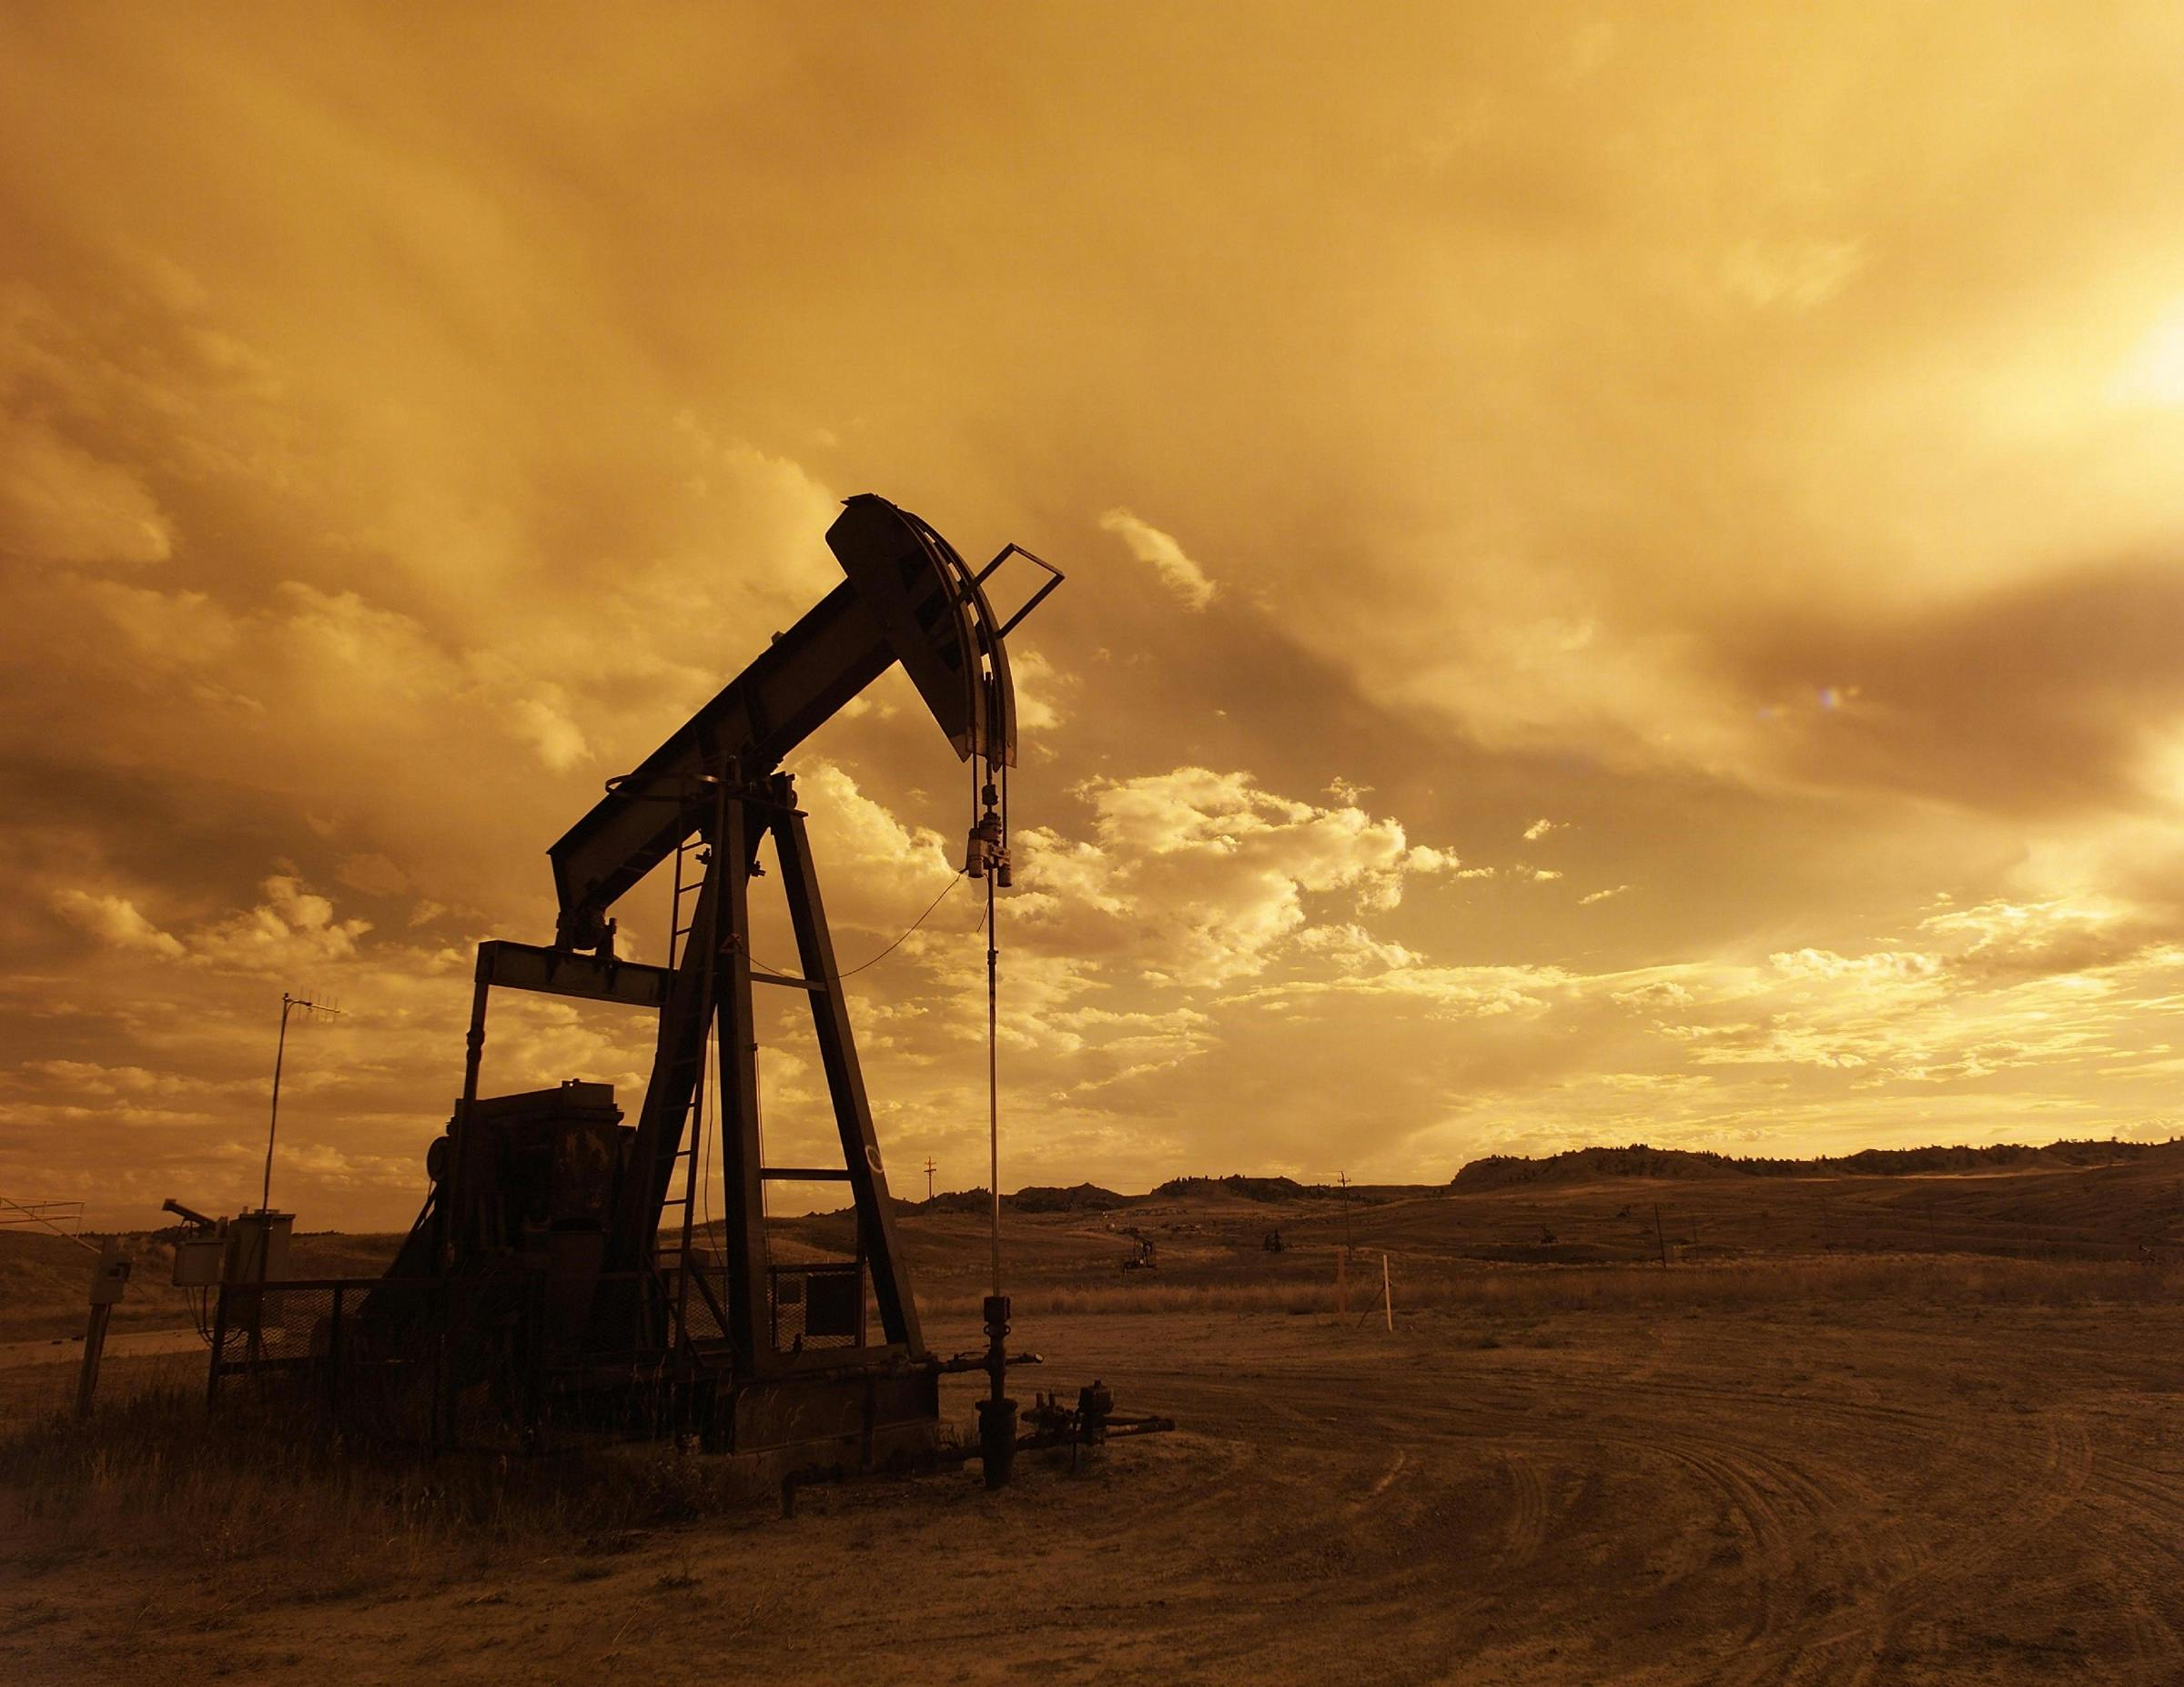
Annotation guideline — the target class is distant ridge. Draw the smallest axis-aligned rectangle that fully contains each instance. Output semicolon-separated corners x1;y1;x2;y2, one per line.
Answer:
898;1176;1304;1216
1450;1138;2176;1192
898;1182;1127;1217
849;1139;2182;1219
1151;1174;1309;1204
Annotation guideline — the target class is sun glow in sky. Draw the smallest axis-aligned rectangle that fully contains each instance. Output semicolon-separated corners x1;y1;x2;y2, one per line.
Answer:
4;4;2184;1227
2115;300;2184;409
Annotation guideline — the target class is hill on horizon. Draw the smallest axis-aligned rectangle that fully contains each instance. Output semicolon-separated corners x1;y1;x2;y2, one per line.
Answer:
1449;1137;2180;1193
852;1139;2184;1218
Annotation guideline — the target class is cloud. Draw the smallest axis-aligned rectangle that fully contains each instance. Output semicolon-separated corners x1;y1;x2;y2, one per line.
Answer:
0;417;173;566
1007;648;1072;733
6;6;2184;1217
1917;896;2167;983
1097;509;1217;611
337;854;411;897
505;688;592;773
1733;559;2184;814
1522;818;1560;842
49;889;185;957
1770;947;1942;983
800;762;956;907
190;875;371;972
1005;767;1456;986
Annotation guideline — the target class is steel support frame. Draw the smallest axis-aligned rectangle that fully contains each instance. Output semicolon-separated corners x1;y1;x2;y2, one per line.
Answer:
765;776;922;1354
590;772;923;1380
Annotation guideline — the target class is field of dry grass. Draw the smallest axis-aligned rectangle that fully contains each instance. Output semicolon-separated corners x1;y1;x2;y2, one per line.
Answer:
7;1159;2184;1683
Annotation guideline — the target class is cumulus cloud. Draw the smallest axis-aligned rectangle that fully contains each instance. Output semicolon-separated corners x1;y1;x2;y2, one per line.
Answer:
1006;767;1457;986
1770;948;1942;983
191;875;371;971
505;688;592;772
1097;509;1217;611
1917;896;2166;983
49;889;186;957
800;762;957;904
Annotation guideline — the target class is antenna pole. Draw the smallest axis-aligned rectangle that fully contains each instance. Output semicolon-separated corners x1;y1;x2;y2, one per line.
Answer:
262;993;294;1216
262;992;339;1216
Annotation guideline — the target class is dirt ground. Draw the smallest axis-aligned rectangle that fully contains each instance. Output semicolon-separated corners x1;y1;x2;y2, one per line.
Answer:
7;1290;2183;1686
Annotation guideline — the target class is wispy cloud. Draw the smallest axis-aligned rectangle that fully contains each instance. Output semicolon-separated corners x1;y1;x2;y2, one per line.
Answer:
1098;509;1217;611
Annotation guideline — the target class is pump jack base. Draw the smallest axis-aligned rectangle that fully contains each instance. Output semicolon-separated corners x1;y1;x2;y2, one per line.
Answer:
693;1369;942;1468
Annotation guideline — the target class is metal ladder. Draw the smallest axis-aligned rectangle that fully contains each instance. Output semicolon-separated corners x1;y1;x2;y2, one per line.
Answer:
661;826;713;1344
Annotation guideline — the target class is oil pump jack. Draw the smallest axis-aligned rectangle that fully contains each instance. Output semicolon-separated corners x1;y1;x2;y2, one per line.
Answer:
370;494;1062;1474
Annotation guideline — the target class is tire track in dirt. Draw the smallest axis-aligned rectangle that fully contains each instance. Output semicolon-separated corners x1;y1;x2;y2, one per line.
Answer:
1497;1449;1550;1564
1375;1350;2089;1687
1712;1409;2100;1687
1005;1318;2184;1684
1319;1360;1835;1676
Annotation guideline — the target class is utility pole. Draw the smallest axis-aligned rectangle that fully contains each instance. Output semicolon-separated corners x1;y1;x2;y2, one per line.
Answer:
925;1157;935;1202
263;992;341;1217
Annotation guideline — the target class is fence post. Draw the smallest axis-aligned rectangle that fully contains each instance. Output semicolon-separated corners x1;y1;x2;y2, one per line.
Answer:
75;1302;113;1421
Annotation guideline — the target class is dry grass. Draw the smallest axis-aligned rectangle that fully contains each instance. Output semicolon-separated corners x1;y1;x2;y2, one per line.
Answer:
11;1251;2171;1585
0;1378;761;1589
923;1252;2184;1320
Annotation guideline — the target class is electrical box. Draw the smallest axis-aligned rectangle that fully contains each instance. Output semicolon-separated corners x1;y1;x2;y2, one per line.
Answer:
172;1234;226;1287
222;1210;293;1283
86;1237;131;1306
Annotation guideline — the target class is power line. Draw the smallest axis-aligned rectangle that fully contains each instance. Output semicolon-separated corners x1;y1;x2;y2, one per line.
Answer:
750;873;965;985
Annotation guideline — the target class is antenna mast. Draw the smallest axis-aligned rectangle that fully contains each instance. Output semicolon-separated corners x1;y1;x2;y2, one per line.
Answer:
263;991;341;1214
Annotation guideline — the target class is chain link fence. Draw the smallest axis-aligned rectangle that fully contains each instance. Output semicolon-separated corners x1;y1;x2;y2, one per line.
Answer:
0;1253;890;1450
193;1259;875;1452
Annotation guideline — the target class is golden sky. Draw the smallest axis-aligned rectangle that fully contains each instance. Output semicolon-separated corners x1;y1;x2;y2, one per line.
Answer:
5;3;2184;1227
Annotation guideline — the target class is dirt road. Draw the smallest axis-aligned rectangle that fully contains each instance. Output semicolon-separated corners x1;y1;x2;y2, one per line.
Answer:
1049;1305;2184;1684
7;1298;2181;1684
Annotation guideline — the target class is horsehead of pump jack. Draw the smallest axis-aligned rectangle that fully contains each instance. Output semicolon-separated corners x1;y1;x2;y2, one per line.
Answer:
546;494;1059;958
